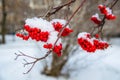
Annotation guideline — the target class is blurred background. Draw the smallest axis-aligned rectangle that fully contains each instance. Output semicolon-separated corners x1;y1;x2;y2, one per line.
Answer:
0;0;120;80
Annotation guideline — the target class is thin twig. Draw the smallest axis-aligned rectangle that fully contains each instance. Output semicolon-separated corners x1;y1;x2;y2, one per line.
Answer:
23;60;37;74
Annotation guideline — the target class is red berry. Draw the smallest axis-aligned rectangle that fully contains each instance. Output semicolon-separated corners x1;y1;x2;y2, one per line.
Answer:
24;25;30;31
43;43;53;49
16;33;20;37
52;22;63;32
95;34;99;38
23;36;29;40
86;34;91;39
61;28;73;36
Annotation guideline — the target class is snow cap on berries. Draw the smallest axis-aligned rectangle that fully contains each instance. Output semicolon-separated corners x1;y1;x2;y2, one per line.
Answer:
78;32;96;52
51;19;73;37
78;32;94;45
91;13;101;24
25;17;54;32
105;7;116;20
98;4;116;20
77;32;109;53
106;7;112;14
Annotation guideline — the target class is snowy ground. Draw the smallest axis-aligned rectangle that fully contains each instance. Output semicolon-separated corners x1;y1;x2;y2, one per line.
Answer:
0;35;120;80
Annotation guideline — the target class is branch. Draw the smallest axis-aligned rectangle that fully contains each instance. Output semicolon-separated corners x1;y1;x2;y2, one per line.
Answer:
14;51;38;60
110;0;119;9
44;0;76;17
15;50;52;74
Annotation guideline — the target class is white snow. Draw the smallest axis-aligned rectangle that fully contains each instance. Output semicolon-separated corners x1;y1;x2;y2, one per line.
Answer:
0;35;120;80
50;19;69;28
25;17;54;32
78;32;89;38
106;7;112;15
47;31;61;45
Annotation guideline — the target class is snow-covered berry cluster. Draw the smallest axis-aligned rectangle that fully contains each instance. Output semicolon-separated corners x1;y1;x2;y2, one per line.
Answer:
77;32;109;52
16;18;73;57
91;4;116;24
91;13;102;24
51;19;73;37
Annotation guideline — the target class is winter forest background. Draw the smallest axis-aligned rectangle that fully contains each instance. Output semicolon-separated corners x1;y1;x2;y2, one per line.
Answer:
0;0;120;80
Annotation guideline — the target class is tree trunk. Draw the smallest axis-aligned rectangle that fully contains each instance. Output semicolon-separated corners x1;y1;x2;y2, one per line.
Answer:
1;0;7;44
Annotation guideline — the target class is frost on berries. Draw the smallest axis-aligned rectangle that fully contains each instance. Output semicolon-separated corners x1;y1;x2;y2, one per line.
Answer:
77;32;109;53
16;18;73;57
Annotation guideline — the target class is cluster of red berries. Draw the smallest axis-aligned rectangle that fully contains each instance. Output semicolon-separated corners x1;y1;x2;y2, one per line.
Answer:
78;38;96;52
43;20;73;56
52;22;73;37
43;43;62;57
16;25;49;42
53;44;62;57
91;4;116;24
98;5;116;20
78;32;109;52
43;43;53;49
16;33;29;40
93;39;109;50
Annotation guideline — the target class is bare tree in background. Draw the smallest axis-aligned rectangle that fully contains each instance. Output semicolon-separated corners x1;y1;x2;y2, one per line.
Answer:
1;0;7;44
